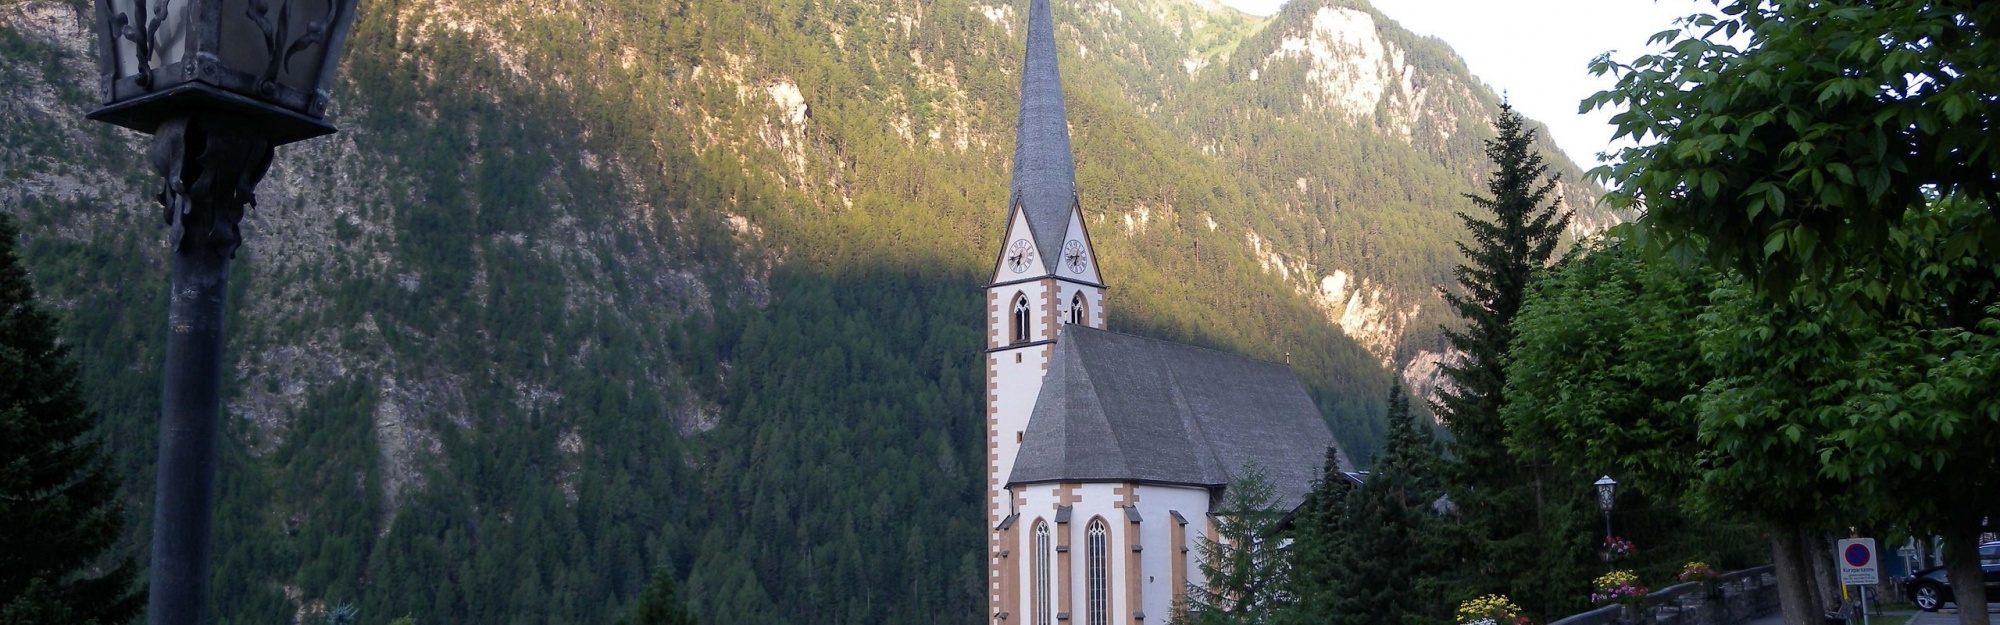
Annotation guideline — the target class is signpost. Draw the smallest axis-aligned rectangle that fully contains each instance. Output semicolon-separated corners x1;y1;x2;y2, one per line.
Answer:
1838;538;1880;625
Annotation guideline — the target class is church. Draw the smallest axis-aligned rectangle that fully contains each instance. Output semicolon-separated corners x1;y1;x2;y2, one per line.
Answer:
983;1;1353;623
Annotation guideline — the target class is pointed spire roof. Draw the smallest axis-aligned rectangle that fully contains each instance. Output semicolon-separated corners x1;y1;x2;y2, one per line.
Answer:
1009;0;1080;273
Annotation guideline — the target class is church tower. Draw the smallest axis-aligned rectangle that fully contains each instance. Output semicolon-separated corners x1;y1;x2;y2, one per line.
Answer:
987;0;1105;621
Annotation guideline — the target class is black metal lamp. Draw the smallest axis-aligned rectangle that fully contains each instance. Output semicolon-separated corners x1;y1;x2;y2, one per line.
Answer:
89;0;359;144
85;2;358;625
1595;475;1617;571
1595;475;1617;514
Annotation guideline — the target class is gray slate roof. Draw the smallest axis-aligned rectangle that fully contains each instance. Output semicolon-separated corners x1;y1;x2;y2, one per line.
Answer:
1008;0;1080;274
1007;326;1350;508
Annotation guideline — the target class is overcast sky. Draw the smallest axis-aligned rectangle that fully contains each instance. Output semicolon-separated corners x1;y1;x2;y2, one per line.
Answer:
1216;0;1718;168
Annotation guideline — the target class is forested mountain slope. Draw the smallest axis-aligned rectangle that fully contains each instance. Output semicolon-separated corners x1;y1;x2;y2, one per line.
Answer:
0;0;1610;622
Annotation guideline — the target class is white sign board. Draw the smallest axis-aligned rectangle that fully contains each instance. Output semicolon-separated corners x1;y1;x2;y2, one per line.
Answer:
1838;538;1880;585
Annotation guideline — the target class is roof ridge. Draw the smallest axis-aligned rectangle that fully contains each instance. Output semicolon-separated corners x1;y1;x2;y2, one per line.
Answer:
1144;332;1229;487
1059;326;1121;476
1064;325;1295;370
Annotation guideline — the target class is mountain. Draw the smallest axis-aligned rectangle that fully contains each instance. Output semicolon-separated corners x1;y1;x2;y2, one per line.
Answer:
0;0;1614;622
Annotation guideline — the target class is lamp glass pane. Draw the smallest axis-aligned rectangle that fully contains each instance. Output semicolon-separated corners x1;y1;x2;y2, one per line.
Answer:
219;0;336;93
108;0;190;78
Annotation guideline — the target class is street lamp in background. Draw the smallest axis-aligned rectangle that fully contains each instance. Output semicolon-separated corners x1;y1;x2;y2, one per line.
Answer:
1595;475;1618;571
86;1;359;624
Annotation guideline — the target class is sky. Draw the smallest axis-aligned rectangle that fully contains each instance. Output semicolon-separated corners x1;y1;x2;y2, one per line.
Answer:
1217;0;1718;168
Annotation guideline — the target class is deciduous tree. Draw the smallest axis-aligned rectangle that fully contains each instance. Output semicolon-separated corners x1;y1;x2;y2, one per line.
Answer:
1591;3;2000;623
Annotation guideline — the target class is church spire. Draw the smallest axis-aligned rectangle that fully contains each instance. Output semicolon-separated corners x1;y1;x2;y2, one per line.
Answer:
1009;0;1079;273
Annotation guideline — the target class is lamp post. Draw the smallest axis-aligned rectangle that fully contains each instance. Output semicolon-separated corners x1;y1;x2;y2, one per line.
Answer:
1595;475;1617;572
85;1;358;624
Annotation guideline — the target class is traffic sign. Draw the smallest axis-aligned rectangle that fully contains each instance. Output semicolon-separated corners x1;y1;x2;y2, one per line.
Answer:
1838;538;1880;585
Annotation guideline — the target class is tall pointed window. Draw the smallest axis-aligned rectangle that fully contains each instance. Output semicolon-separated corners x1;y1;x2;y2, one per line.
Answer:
1035;520;1053;625
1013;294;1032;344
1068;292;1087;325
1087;519;1109;625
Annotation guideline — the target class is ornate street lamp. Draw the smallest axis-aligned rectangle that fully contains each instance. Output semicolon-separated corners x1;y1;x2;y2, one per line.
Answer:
1595;475;1618;571
86;1;359;624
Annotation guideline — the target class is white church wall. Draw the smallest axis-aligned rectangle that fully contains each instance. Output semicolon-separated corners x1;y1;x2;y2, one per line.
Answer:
1060;208;1103;285
992;209;1048;284
1133;485;1211;620
1005;482;1215;624
1053;282;1106;332
988;284;1054;617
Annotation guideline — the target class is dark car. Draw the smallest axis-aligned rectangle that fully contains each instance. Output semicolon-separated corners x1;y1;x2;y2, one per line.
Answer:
1908;542;2000;611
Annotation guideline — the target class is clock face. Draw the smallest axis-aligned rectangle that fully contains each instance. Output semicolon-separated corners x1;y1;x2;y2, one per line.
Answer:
1007;239;1036;273
1063;240;1088;273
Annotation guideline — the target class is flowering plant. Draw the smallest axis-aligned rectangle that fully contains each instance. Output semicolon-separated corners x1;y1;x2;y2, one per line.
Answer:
1677;561;1719;582
1591;570;1649;606
1601;536;1637;560
1456;594;1530;625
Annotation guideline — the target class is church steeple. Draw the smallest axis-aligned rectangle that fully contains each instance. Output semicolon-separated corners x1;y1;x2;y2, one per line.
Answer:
1008;0;1080;275
985;3;1108;621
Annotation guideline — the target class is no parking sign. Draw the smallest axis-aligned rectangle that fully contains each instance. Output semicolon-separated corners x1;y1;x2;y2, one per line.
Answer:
1838;538;1880;585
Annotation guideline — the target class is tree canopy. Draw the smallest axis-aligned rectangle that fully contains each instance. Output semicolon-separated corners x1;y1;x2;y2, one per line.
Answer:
1588;0;2000;305
1587;4;2000;621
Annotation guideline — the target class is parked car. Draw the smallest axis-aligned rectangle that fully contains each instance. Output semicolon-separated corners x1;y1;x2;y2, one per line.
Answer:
1908;542;2000;611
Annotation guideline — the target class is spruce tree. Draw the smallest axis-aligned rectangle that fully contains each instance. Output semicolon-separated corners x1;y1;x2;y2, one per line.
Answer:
1276;447;1353;625
1178;465;1289;624
1435;102;1573;615
1280;383;1448;625
0;212;141;625
622;568;698;625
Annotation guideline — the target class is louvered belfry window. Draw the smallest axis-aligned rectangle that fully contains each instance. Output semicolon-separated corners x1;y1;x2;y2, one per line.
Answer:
1087;519;1108;625
1013;294;1032;344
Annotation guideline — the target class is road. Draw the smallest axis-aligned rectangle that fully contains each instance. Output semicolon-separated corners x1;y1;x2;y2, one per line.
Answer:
1907;604;2000;625
1744;604;1998;625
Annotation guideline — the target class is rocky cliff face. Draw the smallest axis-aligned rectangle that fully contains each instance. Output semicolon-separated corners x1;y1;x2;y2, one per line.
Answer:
0;0;1613;621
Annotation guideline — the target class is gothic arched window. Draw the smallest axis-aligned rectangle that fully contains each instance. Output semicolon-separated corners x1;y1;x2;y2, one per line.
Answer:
1068;292;1087;326
1034;520;1053;625
1087;518;1109;625
1013;294;1032;344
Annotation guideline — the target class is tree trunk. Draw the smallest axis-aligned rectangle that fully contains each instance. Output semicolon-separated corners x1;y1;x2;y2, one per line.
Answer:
1945;515;1991;625
1807;530;1844;614
1772;532;1819;625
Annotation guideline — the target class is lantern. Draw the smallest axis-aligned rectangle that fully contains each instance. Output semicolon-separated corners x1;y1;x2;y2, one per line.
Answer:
1594;475;1617;514
88;0;359;145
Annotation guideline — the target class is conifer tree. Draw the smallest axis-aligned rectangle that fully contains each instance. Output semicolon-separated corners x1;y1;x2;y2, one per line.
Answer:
1178;466;1289;624
1435;103;1573;615
1281;383;1448;625
622;568;698;625
1277;447;1353;625
0;212;140;625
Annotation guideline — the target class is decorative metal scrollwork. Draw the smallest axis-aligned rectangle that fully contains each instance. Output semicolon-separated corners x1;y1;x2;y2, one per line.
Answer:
113;0;169;89
245;0;335;97
150;116;274;259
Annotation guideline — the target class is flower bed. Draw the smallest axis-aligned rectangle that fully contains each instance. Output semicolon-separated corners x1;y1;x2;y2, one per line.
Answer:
1457;594;1531;625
